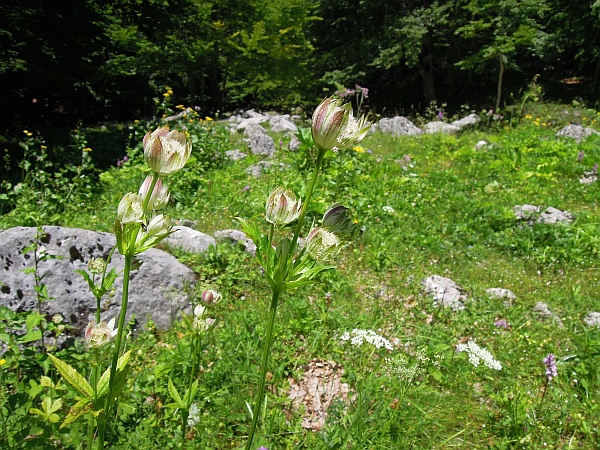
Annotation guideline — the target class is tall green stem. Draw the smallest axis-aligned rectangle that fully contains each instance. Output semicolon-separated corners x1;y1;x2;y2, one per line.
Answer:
97;253;133;449
245;289;281;450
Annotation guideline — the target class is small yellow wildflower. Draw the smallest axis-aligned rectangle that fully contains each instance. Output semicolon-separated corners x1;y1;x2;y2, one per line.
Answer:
41;145;47;150
353;146;365;153
23;129;29;134
163;93;170;98
0;358;6;366
134;120;139;123
205;117;213;121
82;147;92;152
176;104;185;110
353;219;359;224
525;114;533;119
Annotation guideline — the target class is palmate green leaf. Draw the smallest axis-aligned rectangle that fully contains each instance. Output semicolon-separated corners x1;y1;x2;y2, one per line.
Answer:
61;397;94;429
167;377;184;408
30;397;63;424
48;354;93;398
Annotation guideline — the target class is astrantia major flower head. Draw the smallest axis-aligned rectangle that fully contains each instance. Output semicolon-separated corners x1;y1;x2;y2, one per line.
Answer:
305;227;342;261
265;187;301;226
311;97;371;153
201;289;222;304
84;318;118;349
143;126;192;175
139;175;170;210
117;192;144;224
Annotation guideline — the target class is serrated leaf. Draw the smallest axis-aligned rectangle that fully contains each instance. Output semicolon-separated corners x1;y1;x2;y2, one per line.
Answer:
19;329;42;343
48;354;93;398
61;397;93;428
167;377;183;407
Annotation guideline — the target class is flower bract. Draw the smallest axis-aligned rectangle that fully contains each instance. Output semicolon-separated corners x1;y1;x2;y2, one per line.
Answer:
143;126;192;175
311;97;371;152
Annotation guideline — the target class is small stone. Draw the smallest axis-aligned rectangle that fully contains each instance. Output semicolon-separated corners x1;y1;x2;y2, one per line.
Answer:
533;302;564;327
421;275;466;311
583;311;600;327
486;288;516;307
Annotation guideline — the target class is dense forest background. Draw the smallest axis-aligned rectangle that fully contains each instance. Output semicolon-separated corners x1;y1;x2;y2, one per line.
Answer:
2;0;600;129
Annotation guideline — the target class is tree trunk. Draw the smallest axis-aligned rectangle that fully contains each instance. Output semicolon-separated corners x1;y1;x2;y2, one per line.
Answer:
495;52;504;111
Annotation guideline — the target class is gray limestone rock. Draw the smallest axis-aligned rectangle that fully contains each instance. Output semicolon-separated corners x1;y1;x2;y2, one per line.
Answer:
556;124;600;143
485;288;516;307
375;117;422;137
244;133;276;157
0;226;198;330
421;275;466;311
533;302;564;327
579;170;598;185
514;205;573;225
214;229;257;256
269;114;298;133
163;226;216;254
424;121;460;134
583;311;600;327
246;161;291;177
225;149;247;161
451;114;480;129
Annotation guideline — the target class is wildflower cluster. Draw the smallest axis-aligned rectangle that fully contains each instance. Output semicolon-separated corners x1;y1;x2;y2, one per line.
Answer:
456;340;502;370
340;329;394;351
114;126;191;256
241;97;370;449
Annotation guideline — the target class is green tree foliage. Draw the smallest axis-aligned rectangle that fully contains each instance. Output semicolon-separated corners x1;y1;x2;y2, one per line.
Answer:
455;0;549;110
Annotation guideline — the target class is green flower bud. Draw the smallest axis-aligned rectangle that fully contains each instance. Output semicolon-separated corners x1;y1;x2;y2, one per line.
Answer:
265;187;301;226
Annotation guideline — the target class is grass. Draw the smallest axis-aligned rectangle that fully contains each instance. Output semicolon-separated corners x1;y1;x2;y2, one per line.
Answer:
1;102;600;449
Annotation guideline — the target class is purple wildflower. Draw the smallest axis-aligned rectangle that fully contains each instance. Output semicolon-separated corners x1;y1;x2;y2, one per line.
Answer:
257;447;269;450
577;150;584;162
242;185;250;192
356;84;369;98
116;155;129;167
594;163;598;174
437;110;444;120
544;353;557;381
494;319;509;329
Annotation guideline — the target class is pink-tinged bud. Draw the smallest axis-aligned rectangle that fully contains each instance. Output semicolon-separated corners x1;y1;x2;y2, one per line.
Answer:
143;126;192;175
139;175;170;210
265;187;301;226
117;192;144;224
311;97;371;152
201;289;222;304
84;318;118;348
305;227;342;260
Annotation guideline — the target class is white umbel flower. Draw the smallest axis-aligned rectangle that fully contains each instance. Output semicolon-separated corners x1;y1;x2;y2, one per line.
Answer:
340;328;394;351
456;340;502;370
